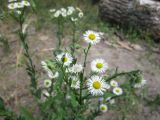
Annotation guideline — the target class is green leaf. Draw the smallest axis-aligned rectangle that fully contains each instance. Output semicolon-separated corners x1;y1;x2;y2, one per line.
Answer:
20;107;36;120
0;97;5;110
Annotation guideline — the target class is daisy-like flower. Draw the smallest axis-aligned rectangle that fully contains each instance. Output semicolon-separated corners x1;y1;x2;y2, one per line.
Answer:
16;10;22;14
83;30;101;45
44;79;52;88
62;53;73;66
67;6;75;15
15;2;24;9
54;10;61;18
109;99;115;104
41;61;50;71
71;17;78;22
91;59;108;73
87;76;109;96
134;79;147;88
100;104;108;113
78;12;83;18
76;7;82;12
71;76;80;89
69;64;83;73
21;0;30;7
48;71;59;79
8;3;16;9
42;90;50;97
49;9;56;13
56;52;64;61
113;87;123;96
60;8;67;17
110;80;118;87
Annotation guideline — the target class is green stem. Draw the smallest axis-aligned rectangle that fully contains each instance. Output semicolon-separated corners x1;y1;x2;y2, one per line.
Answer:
79;44;91;104
71;22;76;56
57;18;63;49
105;70;141;82
17;11;37;95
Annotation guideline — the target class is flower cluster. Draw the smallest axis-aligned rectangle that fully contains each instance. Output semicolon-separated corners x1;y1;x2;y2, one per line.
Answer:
41;61;59;89
8;0;30;10
41;29;146;115
49;6;83;22
8;0;30;16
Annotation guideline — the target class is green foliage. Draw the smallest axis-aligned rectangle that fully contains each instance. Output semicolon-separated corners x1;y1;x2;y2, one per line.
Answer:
20;107;36;120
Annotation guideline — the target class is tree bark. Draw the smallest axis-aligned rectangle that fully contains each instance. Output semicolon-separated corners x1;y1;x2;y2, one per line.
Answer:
99;0;160;41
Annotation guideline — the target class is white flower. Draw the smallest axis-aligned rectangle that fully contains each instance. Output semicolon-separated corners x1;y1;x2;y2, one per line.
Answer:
134;79;147;88
8;3;16;9
91;59;108;73
67;6;75;15
49;9;56;13
100;104;108;113
15;2;24;9
62;53;73;66
110;80;118;87
69;64;83;73
87;76;109;96
41;61;47;66
113;87;123;96
66;95;71;100
21;0;30;7
44;79;52;88
71;76;80;89
41;61;50;71
56;52;73;66
78;12;83;18
16;10;22;14
42;90;50;97
56;53;65;61
71;17;78;22
8;0;17;2
48;71;59;79
106;97;111;101
83;30;101;45
60;8;67;17
109;99;115;104
54;10;61;18
76;7;82;12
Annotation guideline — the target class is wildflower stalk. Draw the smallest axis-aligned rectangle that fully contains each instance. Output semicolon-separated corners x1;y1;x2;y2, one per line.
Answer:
16;9;38;96
79;43;91;104
56;17;63;48
105;70;141;82
71;22;76;55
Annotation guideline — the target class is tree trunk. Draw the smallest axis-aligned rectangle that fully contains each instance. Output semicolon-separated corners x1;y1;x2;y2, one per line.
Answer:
99;0;160;41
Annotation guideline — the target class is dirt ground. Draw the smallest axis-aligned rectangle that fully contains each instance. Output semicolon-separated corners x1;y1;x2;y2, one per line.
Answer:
0;20;160;120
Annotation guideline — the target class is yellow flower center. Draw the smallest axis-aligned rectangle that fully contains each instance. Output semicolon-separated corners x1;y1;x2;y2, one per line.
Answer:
88;34;96;40
93;81;101;89
46;82;49;85
113;84;116;86
18;3;21;6
96;63;103;69
101;106;106;111
63;57;68;62
116;89;120;93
